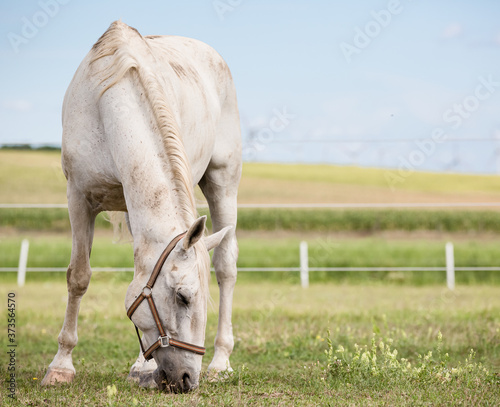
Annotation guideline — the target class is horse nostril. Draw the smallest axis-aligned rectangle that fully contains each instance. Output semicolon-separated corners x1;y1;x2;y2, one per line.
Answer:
154;368;168;392
182;372;192;391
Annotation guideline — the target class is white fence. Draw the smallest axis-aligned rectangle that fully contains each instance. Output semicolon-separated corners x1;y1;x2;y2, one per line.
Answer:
2;203;499;289
4;238;499;290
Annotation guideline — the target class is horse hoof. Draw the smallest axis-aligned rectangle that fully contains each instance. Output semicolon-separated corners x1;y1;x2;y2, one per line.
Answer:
41;367;75;385
128;368;157;388
208;360;233;373
127;370;157;388
206;364;233;382
127;366;140;384
127;364;158;388
138;371;158;388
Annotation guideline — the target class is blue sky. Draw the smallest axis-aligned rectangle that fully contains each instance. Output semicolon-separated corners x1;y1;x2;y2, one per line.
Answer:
1;0;500;173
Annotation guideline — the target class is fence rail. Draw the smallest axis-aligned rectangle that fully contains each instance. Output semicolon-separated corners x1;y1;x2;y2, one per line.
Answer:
3;205;500;289
3;239;500;290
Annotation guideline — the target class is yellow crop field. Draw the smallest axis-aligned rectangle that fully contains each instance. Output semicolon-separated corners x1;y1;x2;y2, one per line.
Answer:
1;149;499;205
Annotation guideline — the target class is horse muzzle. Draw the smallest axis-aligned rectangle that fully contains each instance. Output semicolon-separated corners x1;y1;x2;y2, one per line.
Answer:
153;365;199;393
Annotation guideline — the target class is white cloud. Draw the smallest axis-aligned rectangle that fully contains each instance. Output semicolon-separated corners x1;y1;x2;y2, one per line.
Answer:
1;99;33;112
442;23;463;39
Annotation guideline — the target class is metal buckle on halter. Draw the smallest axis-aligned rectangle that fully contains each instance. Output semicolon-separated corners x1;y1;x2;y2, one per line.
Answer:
159;335;171;347
142;287;152;297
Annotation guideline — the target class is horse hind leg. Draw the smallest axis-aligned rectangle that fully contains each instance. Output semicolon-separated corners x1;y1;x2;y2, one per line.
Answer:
199;163;240;374
42;185;96;385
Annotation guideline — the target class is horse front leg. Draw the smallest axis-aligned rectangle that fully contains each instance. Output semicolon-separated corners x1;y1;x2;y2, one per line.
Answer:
42;188;96;385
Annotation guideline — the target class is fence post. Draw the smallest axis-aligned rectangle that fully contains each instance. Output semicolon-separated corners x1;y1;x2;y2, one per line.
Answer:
18;239;29;287
445;242;455;290
300;241;309;288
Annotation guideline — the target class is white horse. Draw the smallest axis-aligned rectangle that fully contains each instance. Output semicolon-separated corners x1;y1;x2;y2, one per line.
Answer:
41;21;241;393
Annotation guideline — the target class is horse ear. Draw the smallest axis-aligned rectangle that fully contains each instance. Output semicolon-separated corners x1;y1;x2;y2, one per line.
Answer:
204;225;232;251
182;216;207;250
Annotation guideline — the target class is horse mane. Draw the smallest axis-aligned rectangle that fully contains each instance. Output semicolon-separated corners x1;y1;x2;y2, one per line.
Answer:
90;21;210;293
90;20;197;228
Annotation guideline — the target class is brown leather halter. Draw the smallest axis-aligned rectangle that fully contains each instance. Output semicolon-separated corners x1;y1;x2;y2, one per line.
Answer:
126;231;206;360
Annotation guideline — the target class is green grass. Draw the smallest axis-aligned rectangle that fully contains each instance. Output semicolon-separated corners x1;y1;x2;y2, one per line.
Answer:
237;208;500;233
3;208;500;234
0;209;113;231
323;332;497;405
0;281;498;406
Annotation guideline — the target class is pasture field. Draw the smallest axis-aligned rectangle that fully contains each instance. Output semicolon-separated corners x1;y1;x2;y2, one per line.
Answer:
2;149;500;205
2;149;500;285
1;149;500;404
2;148;500;237
1;280;499;406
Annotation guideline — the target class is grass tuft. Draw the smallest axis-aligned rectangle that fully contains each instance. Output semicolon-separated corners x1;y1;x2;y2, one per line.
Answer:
323;330;494;390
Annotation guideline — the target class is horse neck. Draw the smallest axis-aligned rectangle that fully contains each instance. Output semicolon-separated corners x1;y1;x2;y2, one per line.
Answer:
97;76;196;261
116;138;193;251
124;172;188;278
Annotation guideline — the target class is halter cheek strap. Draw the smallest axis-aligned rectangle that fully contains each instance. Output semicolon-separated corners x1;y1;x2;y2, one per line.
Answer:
126;231;206;359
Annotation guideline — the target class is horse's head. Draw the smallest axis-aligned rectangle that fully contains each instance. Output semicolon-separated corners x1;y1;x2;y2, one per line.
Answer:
125;216;230;392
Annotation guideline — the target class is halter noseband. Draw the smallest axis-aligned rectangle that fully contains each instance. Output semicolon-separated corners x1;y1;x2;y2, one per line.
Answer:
126;231;206;360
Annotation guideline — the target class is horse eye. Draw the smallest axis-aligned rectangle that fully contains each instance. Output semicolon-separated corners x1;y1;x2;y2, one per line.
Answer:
176;292;189;306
